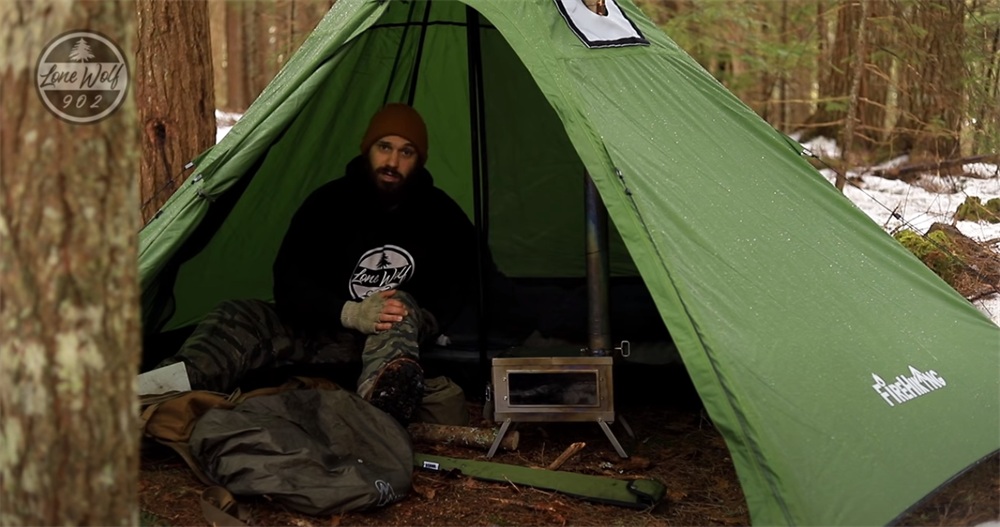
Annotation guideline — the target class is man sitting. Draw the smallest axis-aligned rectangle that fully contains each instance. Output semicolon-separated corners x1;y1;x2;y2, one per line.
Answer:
146;103;477;425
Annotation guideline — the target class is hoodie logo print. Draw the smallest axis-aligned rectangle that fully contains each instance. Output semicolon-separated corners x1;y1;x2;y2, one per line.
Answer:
350;245;415;299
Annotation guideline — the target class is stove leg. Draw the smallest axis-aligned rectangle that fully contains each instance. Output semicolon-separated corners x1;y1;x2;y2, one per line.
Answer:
487;418;513;459
598;418;629;458
618;414;636;439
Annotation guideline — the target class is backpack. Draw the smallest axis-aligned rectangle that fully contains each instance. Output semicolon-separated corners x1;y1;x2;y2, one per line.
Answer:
140;378;412;519
191;388;412;515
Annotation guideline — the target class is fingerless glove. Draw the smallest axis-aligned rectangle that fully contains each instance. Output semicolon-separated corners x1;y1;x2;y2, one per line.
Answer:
340;294;387;334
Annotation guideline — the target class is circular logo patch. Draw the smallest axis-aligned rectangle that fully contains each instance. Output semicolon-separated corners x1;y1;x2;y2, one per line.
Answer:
349;245;415;300
35;31;129;124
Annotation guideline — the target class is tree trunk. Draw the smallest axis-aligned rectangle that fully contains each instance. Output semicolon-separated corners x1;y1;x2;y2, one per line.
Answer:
212;0;330;112
970;10;1000;153
840;0;868;186
810;0;858;141
136;0;216;224
293;0;334;54
778;0;788;131
209;0;230;110
784;2;816;130
891;0;966;161
243;1;261;108
254;0;281;96
0;2;140;525
854;0;891;154
225;0;250;110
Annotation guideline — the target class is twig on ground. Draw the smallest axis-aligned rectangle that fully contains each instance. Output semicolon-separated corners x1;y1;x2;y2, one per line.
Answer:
547;442;586;471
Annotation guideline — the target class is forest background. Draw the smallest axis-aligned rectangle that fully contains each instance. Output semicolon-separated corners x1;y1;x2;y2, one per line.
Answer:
136;0;1000;220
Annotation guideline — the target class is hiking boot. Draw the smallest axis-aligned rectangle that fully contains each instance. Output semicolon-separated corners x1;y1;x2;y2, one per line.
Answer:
363;357;424;425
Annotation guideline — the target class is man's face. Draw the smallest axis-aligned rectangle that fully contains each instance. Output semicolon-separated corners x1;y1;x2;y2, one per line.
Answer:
367;135;419;194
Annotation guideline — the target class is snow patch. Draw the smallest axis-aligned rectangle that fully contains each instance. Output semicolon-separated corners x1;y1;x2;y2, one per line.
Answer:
216;110;243;144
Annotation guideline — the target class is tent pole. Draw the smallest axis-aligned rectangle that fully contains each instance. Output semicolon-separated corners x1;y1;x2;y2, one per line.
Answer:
465;6;491;382
381;1;419;105
405;1;433;106
585;171;611;355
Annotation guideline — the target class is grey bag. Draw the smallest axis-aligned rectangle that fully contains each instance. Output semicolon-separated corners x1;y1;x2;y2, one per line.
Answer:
190;388;412;516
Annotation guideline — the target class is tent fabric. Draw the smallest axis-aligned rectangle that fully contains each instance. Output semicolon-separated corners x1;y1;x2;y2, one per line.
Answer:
137;0;1000;524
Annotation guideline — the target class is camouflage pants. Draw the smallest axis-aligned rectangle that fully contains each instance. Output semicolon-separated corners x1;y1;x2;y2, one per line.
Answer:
157;291;436;394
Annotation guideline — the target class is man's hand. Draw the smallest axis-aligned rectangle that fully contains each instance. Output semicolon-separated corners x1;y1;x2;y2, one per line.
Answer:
371;289;409;332
340;289;409;334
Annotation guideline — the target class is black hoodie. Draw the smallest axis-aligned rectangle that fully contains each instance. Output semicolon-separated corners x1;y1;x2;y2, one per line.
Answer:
273;155;476;335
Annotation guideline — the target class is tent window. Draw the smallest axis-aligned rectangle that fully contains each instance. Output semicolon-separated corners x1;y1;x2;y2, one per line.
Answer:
553;0;648;49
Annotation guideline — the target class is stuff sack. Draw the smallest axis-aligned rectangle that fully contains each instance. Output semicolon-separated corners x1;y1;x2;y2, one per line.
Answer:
189;388;413;516
415;376;469;426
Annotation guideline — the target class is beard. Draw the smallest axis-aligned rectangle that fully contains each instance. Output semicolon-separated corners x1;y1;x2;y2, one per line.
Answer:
368;162;410;196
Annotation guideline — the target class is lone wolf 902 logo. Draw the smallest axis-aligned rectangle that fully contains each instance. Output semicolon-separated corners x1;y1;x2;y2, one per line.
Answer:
35;30;129;124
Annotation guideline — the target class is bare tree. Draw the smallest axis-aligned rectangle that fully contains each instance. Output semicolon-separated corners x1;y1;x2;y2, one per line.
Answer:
805;0;858;143
0;1;140;525
966;0;1000;153
853;0;892;155
760;0;817;132
136;0;216;224
212;0;332;112
839;0;869;189
634;0;997;164
890;0;966;161
790;0;890;158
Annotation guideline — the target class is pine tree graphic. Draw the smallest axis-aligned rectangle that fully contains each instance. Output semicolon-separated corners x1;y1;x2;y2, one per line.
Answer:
376;252;391;269
69;38;95;62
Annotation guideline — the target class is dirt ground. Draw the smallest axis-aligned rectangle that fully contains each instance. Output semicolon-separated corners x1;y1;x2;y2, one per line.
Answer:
139;364;999;527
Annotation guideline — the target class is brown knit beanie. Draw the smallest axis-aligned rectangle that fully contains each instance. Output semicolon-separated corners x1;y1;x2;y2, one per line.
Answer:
359;103;429;163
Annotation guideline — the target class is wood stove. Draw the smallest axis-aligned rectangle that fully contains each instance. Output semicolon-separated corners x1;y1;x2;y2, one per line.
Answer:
487;347;630;458
486;171;632;458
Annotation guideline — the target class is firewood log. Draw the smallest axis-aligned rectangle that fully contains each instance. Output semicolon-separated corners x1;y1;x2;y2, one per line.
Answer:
408;423;519;452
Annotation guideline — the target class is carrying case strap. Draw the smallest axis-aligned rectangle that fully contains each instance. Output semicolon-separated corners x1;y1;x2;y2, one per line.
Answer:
414;453;665;509
200;486;252;527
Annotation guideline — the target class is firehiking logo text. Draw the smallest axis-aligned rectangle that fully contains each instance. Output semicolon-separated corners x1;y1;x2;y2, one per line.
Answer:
871;366;947;407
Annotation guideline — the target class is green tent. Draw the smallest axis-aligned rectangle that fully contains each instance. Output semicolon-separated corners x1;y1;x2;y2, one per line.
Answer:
138;0;1000;524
